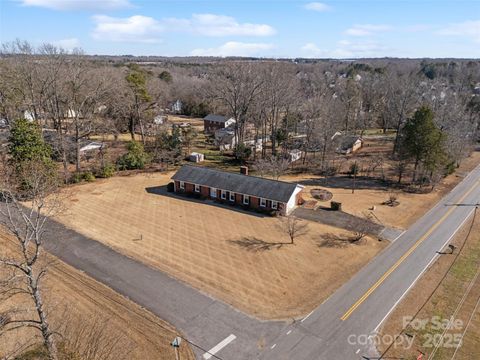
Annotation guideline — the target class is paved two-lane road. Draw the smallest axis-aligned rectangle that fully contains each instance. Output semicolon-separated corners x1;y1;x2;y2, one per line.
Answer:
262;164;480;359
42;163;480;359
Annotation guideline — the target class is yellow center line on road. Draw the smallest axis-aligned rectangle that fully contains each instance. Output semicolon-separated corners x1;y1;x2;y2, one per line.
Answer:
340;179;480;321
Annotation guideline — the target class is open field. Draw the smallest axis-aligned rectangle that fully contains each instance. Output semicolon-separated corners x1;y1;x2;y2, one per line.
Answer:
377;213;480;359
55;172;387;319
0;232;194;360
167;114;204;131
281;150;480;230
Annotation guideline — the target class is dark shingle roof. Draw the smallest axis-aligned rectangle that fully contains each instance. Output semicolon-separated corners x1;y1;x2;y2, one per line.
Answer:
204;114;229;123
172;165;299;203
339;136;362;150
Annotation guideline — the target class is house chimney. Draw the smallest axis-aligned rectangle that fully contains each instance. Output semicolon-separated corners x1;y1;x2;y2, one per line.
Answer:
240;166;249;175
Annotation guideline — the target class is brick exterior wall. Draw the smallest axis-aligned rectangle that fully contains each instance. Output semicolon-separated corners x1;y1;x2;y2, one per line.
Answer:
173;180;288;214
296;190;304;205
204;120;225;134
200;185;209;197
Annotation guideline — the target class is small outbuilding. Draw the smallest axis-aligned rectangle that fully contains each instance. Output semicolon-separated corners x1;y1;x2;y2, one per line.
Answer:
288;149;303;163
188;152;204;163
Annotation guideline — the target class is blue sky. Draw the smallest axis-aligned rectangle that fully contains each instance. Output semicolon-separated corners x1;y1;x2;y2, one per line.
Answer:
1;0;479;58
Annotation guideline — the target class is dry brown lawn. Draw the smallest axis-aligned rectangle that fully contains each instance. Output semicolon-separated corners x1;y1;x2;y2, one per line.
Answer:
167;115;204;132
282;151;480;230
55;173;386;320
0;233;194;360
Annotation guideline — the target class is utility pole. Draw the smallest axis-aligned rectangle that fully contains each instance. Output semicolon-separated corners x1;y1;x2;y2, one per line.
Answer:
352;160;357;194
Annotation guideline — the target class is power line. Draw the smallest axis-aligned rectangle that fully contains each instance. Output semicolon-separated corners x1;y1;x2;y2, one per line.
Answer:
51;265;225;360
450;294;480;360
427;262;480;359
378;206;478;359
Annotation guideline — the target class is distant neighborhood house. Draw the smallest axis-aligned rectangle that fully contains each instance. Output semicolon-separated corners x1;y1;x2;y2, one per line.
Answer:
336;136;364;154
214;128;265;152
171;99;183;114
172;165;304;215
203;114;236;134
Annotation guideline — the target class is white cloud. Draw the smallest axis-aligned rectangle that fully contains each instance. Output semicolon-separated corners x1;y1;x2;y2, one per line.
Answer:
304;2;331;12
344;24;392;36
437;20;480;43
301;43;325;57
91;13;275;43
92;15;162;43
191;42;274;57
51;38;80;50
166;13;276;37
301;40;388;58
19;0;132;11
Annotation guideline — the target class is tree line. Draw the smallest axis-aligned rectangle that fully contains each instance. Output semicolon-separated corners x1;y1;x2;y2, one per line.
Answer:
0;40;479;188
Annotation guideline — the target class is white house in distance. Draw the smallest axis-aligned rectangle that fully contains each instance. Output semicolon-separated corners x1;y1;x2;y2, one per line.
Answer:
65;109;77;119
24;110;35;122
171;100;183;114
214;128;263;152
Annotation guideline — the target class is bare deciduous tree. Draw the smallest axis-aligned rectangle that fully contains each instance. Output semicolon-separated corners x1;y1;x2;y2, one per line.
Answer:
210;63;263;156
253;156;290;180
57;312;133;360
0;161;62;360
349;213;377;243
279;215;308;244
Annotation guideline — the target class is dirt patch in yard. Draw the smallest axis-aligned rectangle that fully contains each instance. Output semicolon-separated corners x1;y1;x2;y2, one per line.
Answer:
54;172;387;320
0;232;194;360
282;151;480;230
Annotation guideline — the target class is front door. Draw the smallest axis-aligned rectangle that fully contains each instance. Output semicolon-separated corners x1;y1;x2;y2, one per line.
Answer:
210;187;217;198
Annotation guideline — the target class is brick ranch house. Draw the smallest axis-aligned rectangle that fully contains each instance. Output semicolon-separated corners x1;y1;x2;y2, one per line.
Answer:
203;114;236;134
171;165;304;215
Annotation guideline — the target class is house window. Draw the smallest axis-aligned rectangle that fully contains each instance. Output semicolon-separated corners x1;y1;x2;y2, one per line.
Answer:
243;195;250;205
194;184;200;193
229;192;235;202
221;190;226;200
271;201;278;209
210;187;217;198
179;181;185;190
260;198;266;207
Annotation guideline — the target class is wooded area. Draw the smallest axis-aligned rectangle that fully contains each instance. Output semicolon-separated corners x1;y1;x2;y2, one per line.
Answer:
0;40;479;189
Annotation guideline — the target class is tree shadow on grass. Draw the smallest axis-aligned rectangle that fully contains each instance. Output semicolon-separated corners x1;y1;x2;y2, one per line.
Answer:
299;176;392;191
228;237;288;252
315;233;366;248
